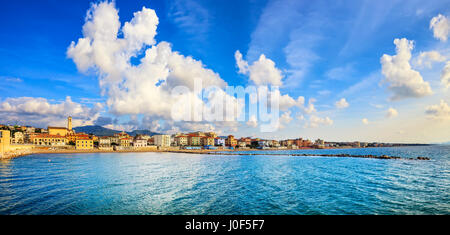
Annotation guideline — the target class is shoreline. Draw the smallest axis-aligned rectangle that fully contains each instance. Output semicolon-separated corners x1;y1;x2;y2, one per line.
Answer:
0;146;430;161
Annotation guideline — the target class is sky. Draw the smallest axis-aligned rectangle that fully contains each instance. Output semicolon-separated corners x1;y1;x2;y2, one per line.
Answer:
0;0;450;143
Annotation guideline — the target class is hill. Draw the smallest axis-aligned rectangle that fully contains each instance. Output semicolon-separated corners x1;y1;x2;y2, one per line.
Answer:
73;125;160;137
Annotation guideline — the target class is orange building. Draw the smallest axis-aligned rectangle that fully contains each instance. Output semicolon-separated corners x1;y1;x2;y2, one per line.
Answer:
76;137;93;150
226;135;237;147
31;134;67;146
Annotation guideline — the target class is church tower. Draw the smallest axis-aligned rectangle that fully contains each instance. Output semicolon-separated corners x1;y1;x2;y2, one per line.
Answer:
68;116;72;131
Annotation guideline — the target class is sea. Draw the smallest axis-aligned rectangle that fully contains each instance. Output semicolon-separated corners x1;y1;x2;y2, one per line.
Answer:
0;145;449;215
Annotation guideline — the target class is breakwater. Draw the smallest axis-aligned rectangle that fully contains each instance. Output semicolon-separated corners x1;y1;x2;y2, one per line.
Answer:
171;151;431;160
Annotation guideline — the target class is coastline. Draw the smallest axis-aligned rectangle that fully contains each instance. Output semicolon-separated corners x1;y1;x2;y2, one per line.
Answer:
0;146;430;161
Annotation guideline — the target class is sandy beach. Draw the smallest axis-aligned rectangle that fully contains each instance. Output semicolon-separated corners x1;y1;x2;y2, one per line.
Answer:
1;146;322;159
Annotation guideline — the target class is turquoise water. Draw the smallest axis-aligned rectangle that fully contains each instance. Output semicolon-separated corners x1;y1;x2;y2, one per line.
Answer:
0;145;449;215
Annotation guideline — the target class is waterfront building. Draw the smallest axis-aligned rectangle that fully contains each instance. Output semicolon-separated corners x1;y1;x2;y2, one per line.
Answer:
154;135;171;147
48;126;68;136
315;139;325;145
187;134;201;146
174;135;188;146
215;137;225;147
31;134;67;146
48;116;75;136
119;137;132;148
147;137;154;146
76;138;93;150
13;132;24;144
237;140;247;148
271;140;280;147
136;134;151;140
25;126;35;133
99;137;111;148
66;133;90;143
113;132;132;148
257;140;269;147
292;138;312;147
201;136;215;146
110;136;119;145
226;135;237;147
0;130;11;157
133;138;147;148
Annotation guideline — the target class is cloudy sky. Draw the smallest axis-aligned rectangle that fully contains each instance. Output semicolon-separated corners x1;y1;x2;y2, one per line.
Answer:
1;0;450;143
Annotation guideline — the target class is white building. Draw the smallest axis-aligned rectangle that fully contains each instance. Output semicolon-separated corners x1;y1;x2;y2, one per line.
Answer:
13;132;24;144
133;139;147;148
154;135;171;147
99;137;111;147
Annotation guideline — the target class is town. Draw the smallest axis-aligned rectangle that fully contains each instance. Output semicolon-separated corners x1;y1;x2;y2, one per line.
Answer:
0;116;425;159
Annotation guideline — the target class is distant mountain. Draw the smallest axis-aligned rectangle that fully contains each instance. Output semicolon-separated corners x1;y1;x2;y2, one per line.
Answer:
73;125;160;137
128;129;160;137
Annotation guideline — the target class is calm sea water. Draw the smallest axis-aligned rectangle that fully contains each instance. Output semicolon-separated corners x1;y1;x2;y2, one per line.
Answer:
0;145;449;215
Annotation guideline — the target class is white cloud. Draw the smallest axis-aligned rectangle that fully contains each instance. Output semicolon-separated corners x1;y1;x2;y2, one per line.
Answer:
296;113;305;121
67;1;239;127
441;61;450;89
335;98;349;109
267;90;297;111
362;118;369;125
234;50;249;74
2;77;23;83
430;14;450;42
168;0;210;38
386;107;398;118
246;115;258;128
414;51;446;68
425;100;450;120
298;98;316;114
380;38;433;100
370;103;384;109
279;110;293;129
326;64;355;80
235;50;283;86
305;115;333;128
0;96;102;127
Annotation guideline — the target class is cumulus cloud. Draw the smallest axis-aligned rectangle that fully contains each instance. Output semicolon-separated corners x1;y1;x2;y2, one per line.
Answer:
425;100;450;120
335;98;349;109
246;114;258;128
430;14;450;42
304;115;333;128
268;90;307;111
296;113;305;121
0;96;102;127
362;118;369;125
278;110;293;129
441;61;450;89
297;97;316;114
235;50;283;86
386;107;398;118
380;38;432;100
67;1;243;130
414;51;446;68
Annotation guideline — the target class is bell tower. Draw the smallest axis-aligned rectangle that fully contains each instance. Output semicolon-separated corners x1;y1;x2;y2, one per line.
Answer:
68;116;72;131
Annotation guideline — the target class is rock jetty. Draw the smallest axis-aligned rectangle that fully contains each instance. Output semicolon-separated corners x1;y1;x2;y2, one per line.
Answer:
170;151;430;160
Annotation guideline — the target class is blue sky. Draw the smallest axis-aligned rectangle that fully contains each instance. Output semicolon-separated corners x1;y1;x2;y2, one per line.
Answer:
1;0;450;143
